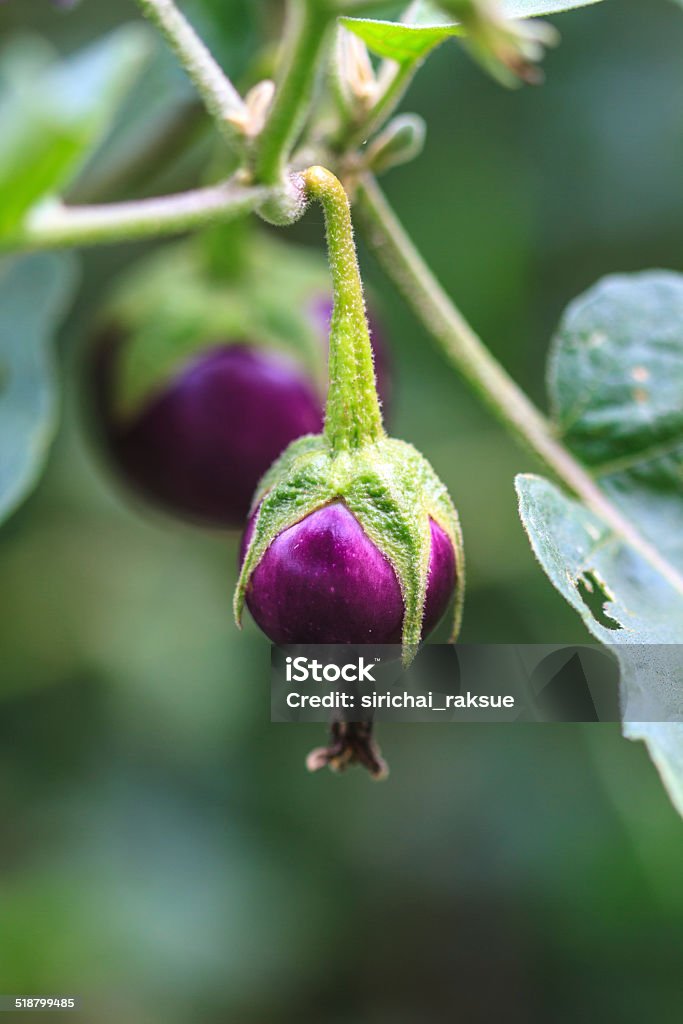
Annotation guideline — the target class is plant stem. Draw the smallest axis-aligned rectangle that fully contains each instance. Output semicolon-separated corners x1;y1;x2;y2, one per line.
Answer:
303;166;383;450
254;0;334;185
11;180;268;250
356;173;683;595
344;61;417;153
135;0;247;144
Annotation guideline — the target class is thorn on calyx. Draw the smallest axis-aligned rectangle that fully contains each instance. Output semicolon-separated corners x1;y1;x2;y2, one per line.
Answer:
306;720;388;780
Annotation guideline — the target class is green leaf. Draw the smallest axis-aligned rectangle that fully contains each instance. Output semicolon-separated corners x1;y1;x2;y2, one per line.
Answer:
341;1;605;64
516;271;683;817
0;254;79;526
517;474;683;816
0;26;152;239
340;16;463;64
550;273;683;565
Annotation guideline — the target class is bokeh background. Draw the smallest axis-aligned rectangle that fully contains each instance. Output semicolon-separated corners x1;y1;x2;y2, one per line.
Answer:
1;0;683;1020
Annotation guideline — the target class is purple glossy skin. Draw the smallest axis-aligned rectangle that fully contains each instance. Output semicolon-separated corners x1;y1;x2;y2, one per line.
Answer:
97;343;323;527
242;502;455;644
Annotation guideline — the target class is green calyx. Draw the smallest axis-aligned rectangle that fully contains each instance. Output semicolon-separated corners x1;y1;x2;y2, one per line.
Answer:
235;167;464;659
234;435;465;658
101;225;331;420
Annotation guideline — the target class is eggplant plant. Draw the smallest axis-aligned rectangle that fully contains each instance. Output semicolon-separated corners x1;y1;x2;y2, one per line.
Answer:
1;0;683;805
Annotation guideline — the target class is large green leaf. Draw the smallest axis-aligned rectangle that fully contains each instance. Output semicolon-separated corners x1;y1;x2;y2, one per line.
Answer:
0;254;79;525
517;272;683;816
0;26;151;239
341;0;606;65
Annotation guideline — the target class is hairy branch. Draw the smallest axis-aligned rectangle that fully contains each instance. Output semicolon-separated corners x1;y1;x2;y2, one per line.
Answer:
12;180;269;250
136;0;247;144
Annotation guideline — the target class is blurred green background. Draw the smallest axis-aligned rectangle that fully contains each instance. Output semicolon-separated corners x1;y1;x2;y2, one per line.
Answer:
1;0;683;1020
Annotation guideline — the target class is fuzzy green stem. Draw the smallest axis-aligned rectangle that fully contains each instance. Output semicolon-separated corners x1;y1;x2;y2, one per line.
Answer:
135;0;247;145
254;0;334;185
8;179;268;251
356;173;683;595
303;166;384;450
